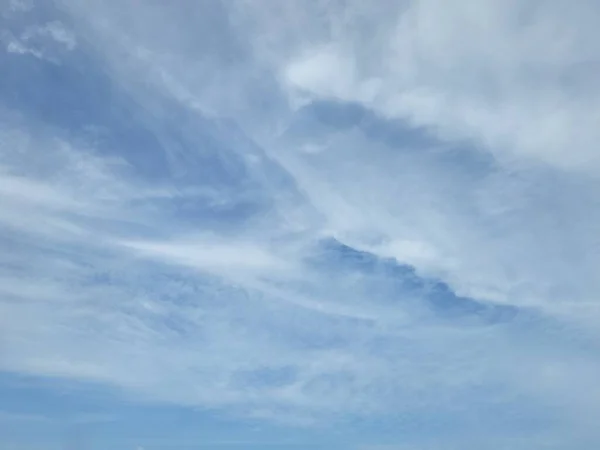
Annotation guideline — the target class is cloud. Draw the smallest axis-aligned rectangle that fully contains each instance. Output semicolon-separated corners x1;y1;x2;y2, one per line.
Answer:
8;0;33;13
2;5;76;63
276;0;600;172
2;1;600;448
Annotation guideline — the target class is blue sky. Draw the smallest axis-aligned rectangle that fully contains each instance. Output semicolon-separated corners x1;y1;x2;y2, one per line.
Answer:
2;0;600;449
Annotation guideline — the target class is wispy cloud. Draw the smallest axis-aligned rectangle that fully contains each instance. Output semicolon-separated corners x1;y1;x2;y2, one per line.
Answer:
3;18;76;63
2;0;600;448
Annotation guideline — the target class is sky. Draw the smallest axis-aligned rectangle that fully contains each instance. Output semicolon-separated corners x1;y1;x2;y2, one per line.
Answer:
1;0;600;449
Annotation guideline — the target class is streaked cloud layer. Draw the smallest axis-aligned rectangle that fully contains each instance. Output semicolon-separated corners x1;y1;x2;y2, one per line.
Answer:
1;1;600;448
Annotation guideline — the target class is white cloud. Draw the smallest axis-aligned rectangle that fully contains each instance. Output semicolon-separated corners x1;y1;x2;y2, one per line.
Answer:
273;0;600;172
5;39;44;59
2;0;600;447
9;0;33;12
120;237;293;276
3;20;76;62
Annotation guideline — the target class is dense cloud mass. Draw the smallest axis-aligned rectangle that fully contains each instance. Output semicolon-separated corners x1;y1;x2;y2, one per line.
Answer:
1;0;600;448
